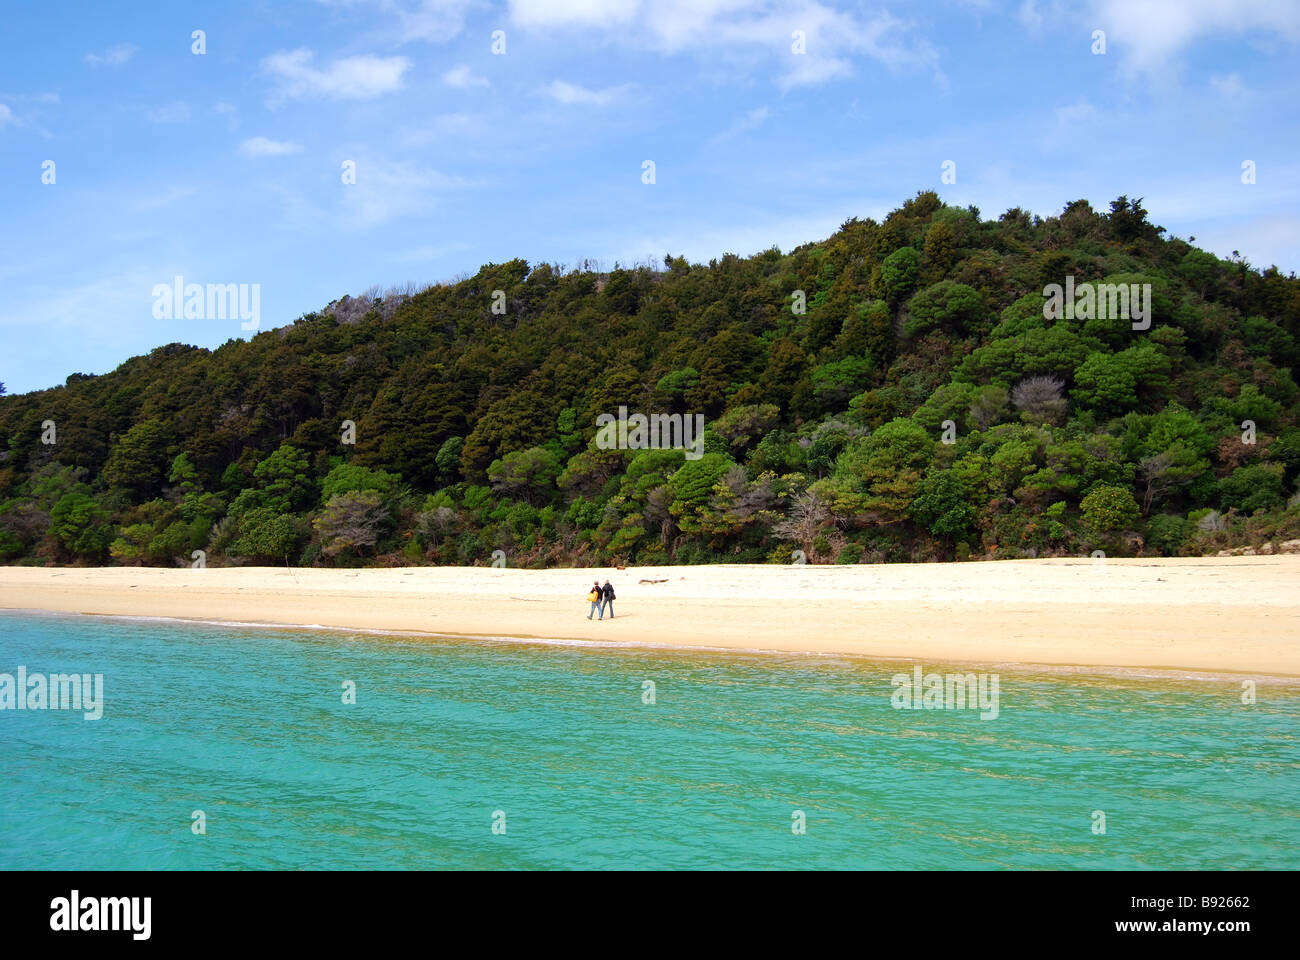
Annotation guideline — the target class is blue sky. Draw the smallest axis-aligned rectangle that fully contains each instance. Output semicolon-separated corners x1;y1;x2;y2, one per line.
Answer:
2;0;1298;394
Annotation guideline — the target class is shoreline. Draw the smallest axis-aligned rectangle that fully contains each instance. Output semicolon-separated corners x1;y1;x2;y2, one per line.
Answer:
5;605;1299;685
2;557;1298;676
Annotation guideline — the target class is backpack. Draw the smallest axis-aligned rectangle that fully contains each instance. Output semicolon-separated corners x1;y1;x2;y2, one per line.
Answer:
587;589;600;602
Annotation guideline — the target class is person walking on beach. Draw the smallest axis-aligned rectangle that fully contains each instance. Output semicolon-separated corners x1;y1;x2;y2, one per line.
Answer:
587;580;604;620
602;580;616;618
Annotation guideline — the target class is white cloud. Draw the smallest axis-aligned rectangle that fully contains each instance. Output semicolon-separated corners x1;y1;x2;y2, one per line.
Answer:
269;156;475;230
85;44;138;67
239;136;304;157
214;102;240;131
308;0;473;43
1017;0;1043;28
511;0;640;29
146;101;191;123
443;65;489;89
0;91;59;130
313;0;475;43
128;186;200;213
391;0;475;42
0;91;63;132
396;112;479;147
4;91;60;104
778;55;853;90
338;158;473;227
1089;0;1300;75
1209;72;1249;100
509;0;943;90
262;48;411;101
1049;99;1098;147
538;80;631;105
709;106;769;144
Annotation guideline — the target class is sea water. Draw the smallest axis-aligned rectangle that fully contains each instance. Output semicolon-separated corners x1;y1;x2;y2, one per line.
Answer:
1;610;1296;870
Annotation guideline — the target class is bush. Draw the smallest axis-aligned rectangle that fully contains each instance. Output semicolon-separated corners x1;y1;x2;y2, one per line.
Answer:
1218;463;1285;514
1145;514;1189;556
320;463;401;501
904;281;983;337
1080;484;1140;541
234;507;301;561
835;543;865;564
49;492;112;559
880;246;922;302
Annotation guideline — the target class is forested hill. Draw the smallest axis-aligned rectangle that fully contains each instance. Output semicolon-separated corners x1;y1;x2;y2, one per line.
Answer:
3;191;1299;568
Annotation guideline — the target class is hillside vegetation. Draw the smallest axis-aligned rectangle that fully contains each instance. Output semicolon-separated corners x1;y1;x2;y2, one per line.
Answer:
3;192;1299;567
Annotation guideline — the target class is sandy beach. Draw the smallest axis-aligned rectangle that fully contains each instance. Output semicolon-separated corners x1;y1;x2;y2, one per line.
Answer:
2;557;1298;676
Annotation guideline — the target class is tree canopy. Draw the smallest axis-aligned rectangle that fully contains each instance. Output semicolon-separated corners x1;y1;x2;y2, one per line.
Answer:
2;192;1298;567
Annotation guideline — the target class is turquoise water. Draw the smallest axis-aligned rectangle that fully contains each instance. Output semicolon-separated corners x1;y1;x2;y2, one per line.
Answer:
1;609;1297;870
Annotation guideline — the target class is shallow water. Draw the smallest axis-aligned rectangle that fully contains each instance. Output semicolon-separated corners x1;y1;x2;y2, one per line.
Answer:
1;610;1296;869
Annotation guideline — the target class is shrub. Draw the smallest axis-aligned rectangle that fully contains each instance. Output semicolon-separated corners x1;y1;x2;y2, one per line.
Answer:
835;543;865;564
1218;463;1285;513
1080;484;1140;541
1145;514;1189;556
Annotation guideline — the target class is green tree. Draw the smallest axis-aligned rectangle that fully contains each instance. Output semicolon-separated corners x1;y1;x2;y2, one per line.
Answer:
314;490;391;557
251;445;316;513
713;403;781;452
1072;344;1171;414
1107;195;1157;243
435;436;465;483
904;281;983;338
835;418;933;523
50;492;113;558
1218;463;1285;513
320;463;401;501
487;447;562;506
168;452;201;493
809;358;873;409
1080;484;1140;541
879;246;922;303
910;471;976;539
234;507;302;562
922;220;957;276
103;419;170;493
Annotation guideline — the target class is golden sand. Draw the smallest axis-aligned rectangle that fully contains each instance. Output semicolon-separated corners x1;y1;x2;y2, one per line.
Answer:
3;556;1297;675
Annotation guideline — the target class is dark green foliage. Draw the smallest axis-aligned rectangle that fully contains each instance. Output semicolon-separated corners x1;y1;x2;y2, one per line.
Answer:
1145;514;1189;556
1218;464;1285;513
1;193;1297;566
904;282;984;338
910;471;977;538
880;247;922;303
234;507;302;561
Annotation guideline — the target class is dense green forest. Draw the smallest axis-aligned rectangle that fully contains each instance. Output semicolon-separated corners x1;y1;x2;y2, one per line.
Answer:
3;192;1299;568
